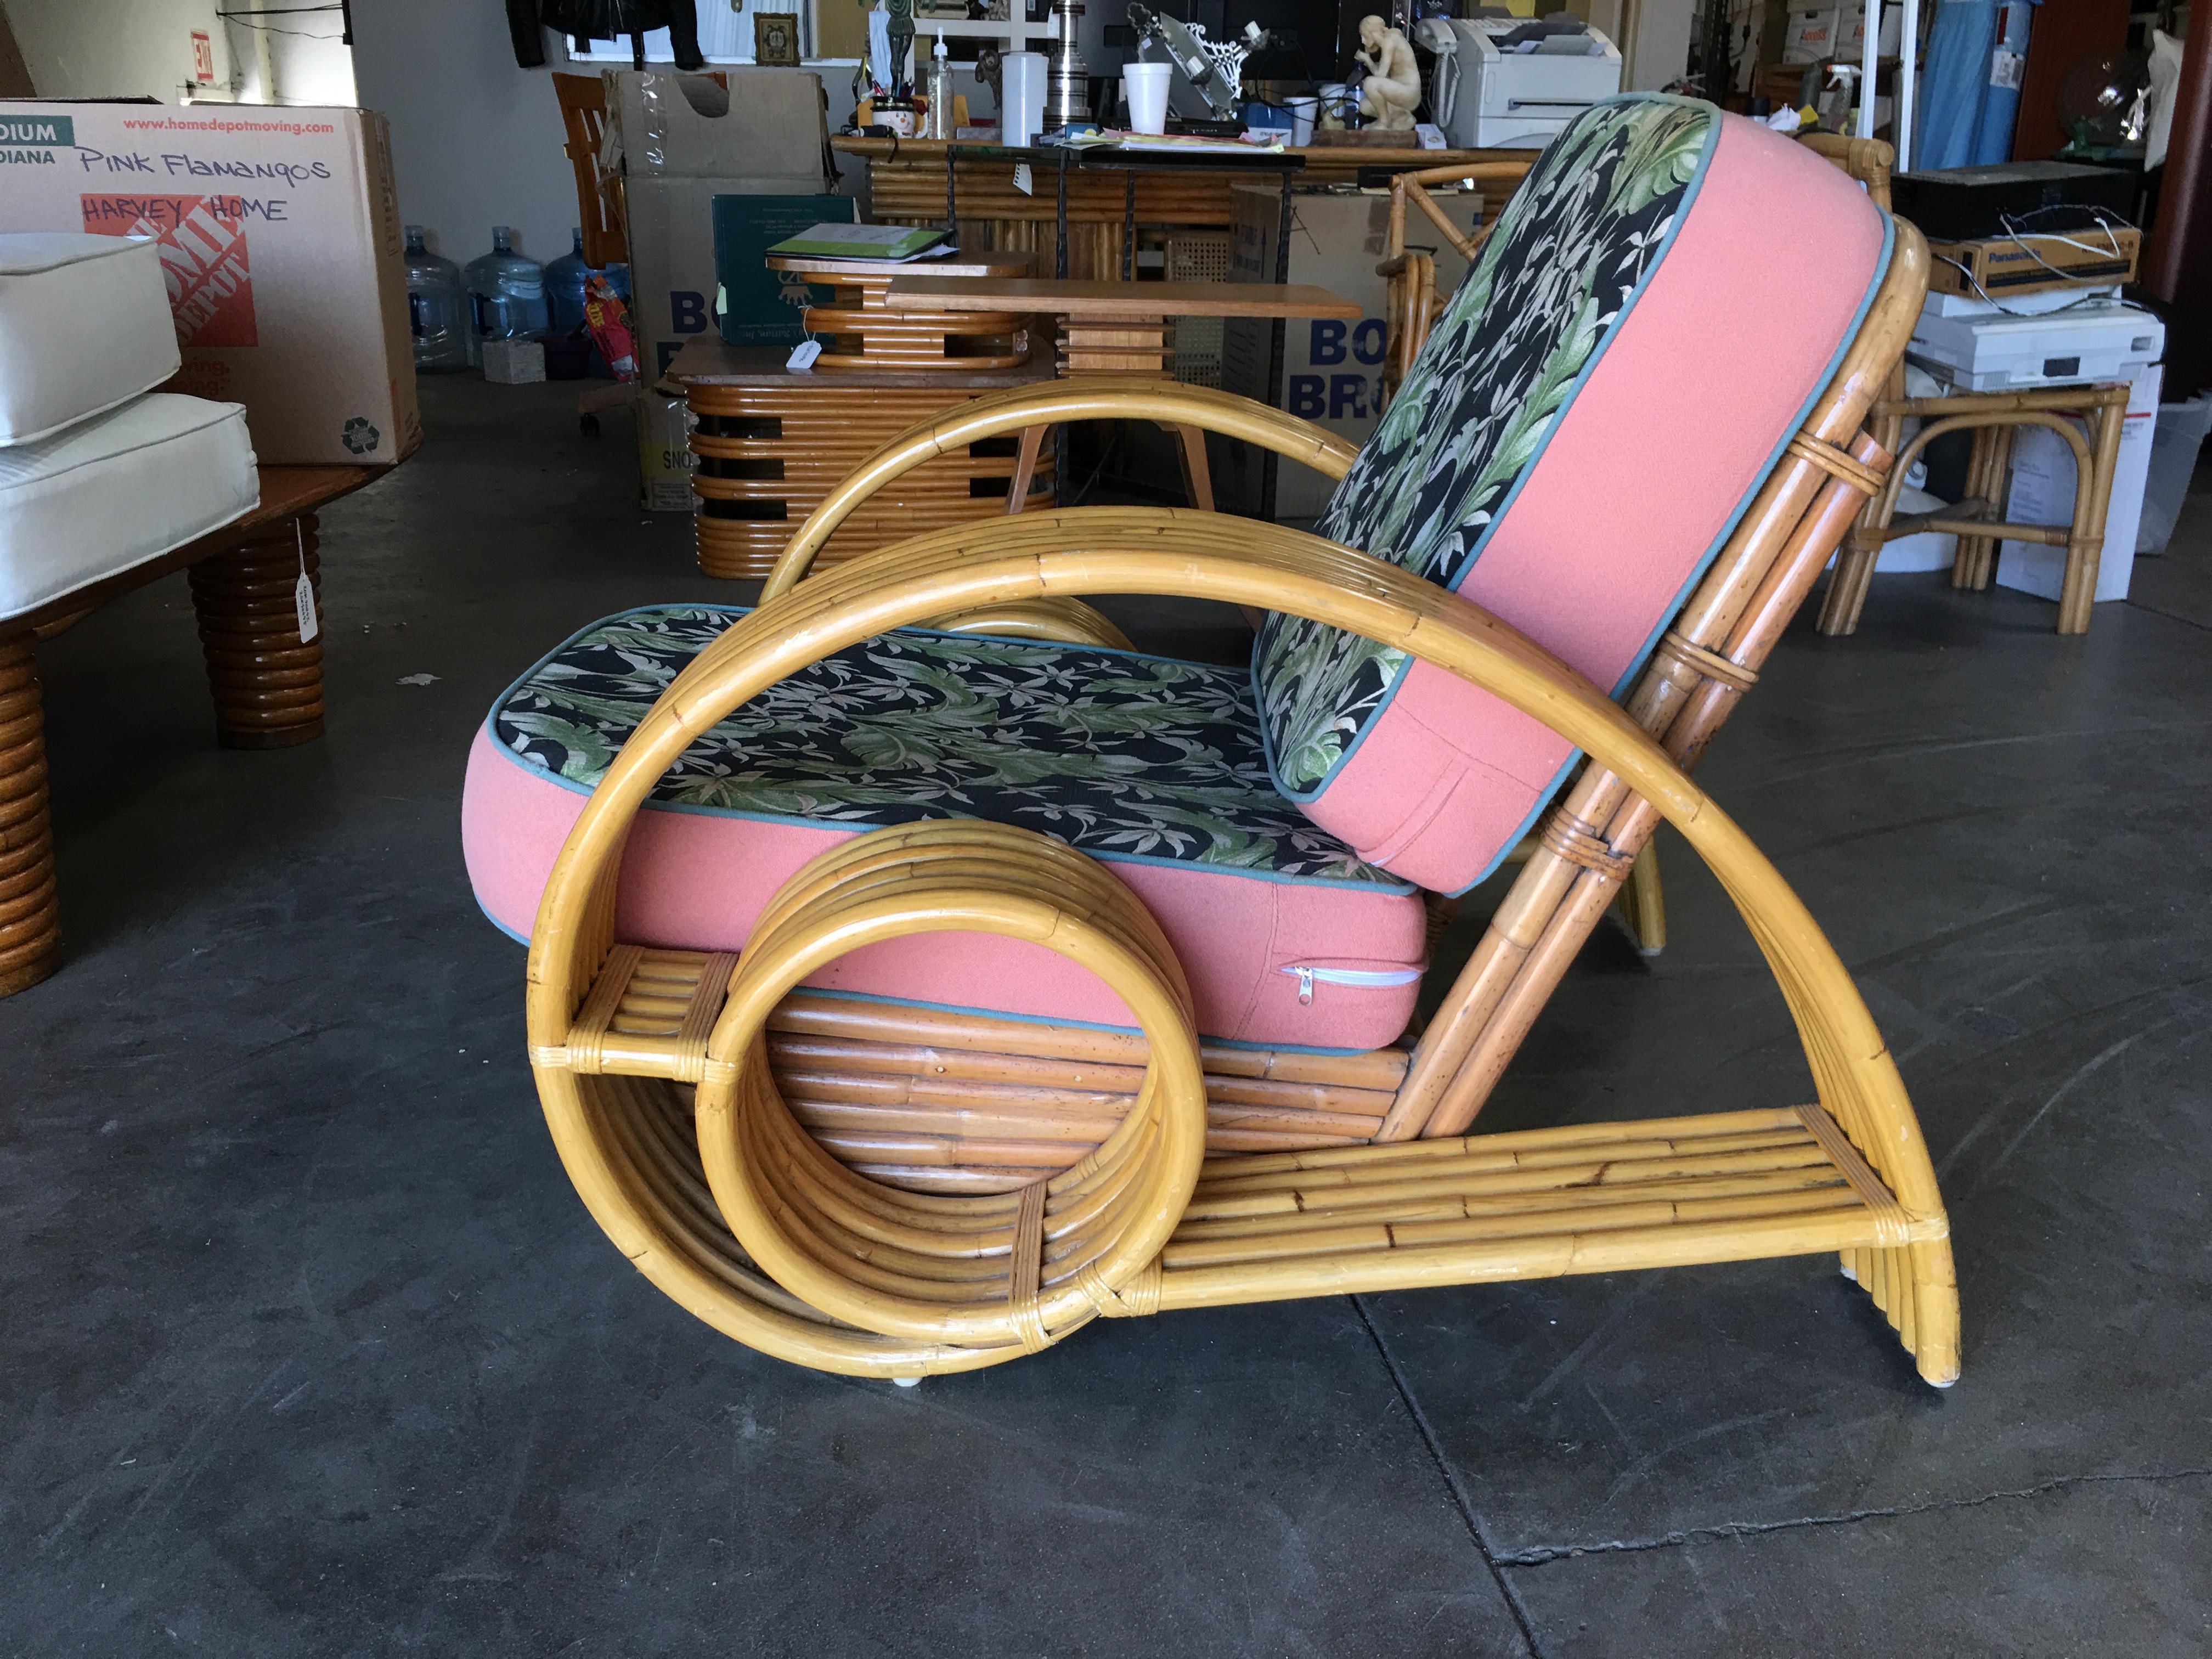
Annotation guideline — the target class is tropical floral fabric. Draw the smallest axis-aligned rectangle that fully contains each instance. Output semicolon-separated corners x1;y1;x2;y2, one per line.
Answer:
492;606;1410;889
1255;96;1718;795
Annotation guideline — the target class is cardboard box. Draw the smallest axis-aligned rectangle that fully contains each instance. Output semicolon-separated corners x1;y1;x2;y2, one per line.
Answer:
0;102;419;466
627;178;851;376
1924;228;2141;298
1219;185;1485;519
635;390;697;513
604;69;830;178
1997;363;2159;606
1781;7;1841;64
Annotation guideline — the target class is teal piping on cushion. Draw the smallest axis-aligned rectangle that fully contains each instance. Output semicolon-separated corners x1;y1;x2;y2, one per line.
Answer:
1423;206;1897;899
1604;208;1895;699
798;986;1395;1058
1261;97;1727;808
479;912;1400;1055
479;895;532;947
478;604;1418;897
1438;746;1583;900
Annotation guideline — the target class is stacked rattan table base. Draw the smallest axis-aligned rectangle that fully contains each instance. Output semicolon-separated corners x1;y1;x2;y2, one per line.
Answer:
187;514;326;749
0;636;56;995
688;381;1057;580
768;253;1036;374
0;467;374;998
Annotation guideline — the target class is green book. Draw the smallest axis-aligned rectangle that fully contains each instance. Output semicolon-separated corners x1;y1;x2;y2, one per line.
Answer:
765;222;950;261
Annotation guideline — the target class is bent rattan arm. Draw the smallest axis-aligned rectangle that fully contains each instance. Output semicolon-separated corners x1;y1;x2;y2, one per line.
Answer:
1796;132;1894;210
759;379;1361;600
525;506;1956;1383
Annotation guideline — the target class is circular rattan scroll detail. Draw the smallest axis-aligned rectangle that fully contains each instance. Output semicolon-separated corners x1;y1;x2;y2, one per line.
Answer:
687;820;1209;1373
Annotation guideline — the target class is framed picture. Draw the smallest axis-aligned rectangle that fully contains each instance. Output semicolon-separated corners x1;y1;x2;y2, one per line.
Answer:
753;11;801;65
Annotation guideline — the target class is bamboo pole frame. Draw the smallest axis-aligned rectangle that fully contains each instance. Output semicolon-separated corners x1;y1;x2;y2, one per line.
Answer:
508;204;1955;1391
522;213;1958;1385
523;512;1956;1382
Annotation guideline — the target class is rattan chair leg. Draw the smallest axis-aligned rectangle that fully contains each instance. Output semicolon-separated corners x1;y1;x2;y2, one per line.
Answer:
2057;396;2126;635
1816;365;1905;637
1816;537;1879;636
187;513;325;750
1950;426;1994;590
1168;424;1215;511
1005;424;1048;516
0;634;60;997
1617;843;1666;955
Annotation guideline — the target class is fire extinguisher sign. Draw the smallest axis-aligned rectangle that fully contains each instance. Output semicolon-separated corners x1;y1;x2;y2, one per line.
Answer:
190;31;215;83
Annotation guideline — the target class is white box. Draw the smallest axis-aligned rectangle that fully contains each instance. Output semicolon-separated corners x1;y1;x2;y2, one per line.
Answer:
1839;2;1905;57
1995;363;2159;606
1219;185;1486;519
1782;7;1842;64
481;337;546;385
1908;301;2164;392
0;102;419;466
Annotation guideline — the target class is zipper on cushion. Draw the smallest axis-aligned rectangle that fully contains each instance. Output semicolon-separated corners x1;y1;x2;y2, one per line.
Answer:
1282;964;1426;1006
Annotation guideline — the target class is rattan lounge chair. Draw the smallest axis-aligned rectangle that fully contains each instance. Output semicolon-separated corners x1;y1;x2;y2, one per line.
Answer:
465;96;1957;1387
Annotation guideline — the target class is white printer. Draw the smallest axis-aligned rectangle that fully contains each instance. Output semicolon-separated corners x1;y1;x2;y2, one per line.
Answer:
1426;16;1623;152
1908;296;2164;392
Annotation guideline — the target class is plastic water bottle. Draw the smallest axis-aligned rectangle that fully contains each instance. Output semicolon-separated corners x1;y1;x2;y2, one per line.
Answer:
464;225;550;345
545;227;592;337
402;225;471;373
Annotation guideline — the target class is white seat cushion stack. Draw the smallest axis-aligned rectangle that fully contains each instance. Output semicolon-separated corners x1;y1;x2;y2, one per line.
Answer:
0;394;259;622
0;231;259;622
0;234;183;447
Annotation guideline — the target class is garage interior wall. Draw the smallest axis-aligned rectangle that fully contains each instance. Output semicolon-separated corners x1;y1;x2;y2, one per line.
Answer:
351;0;868;269
2;0;235;101
349;0;585;267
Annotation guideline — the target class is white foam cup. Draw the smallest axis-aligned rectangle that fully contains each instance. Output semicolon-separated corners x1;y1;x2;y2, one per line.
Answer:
1122;62;1172;135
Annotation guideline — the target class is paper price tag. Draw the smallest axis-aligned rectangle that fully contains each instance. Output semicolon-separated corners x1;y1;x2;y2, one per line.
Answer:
1990;49;2023;90
787;338;822;370
292;521;318;643
1013;162;1033;196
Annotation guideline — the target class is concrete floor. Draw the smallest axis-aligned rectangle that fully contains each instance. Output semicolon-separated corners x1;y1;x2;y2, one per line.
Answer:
5;376;2209;1656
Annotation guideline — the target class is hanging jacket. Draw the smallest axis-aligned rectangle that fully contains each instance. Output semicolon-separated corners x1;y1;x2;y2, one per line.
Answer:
536;0;706;70
507;0;548;68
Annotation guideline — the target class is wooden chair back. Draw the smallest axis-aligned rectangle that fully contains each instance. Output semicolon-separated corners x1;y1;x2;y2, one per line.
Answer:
554;72;629;268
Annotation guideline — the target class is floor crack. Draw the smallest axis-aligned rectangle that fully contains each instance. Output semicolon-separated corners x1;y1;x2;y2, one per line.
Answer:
1352;1294;1549;1659
1497;1464;2212;1567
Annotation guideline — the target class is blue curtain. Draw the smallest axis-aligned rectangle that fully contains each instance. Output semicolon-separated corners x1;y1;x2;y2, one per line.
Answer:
1915;0;2033;168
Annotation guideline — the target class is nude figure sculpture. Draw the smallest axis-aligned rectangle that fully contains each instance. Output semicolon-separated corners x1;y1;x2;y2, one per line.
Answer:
1354;15;1422;132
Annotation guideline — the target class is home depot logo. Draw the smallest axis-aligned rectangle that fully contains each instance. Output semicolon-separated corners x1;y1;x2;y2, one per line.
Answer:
81;193;257;348
0;114;71;159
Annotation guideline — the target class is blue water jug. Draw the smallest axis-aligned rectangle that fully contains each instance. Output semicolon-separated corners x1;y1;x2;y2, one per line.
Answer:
464;226;550;345
403;225;471;373
545;228;592;337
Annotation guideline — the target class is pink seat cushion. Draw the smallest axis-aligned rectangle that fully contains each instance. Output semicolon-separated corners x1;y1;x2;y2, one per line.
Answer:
465;608;1427;1051
1254;98;1890;893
